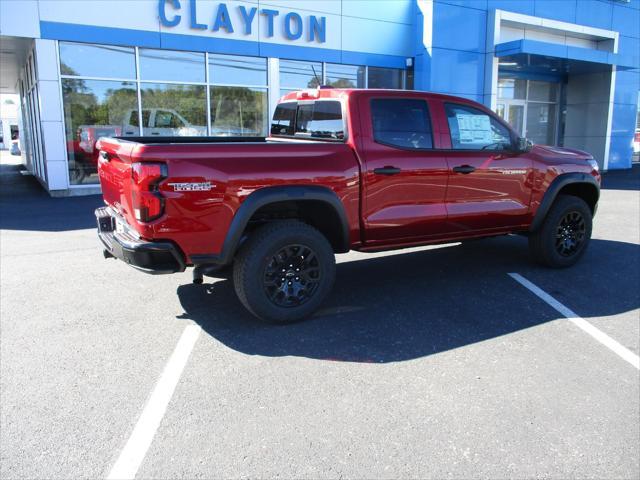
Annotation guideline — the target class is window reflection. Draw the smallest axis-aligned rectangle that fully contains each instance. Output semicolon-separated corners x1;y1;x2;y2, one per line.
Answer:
59;42;135;79
61;79;138;184
57;42;412;185
209;54;267;86
368;67;403;89
210;86;267;136
139;49;205;83
139;83;207;136
280;59;322;89
497;78;527;100
295;101;344;140
326;64;365;88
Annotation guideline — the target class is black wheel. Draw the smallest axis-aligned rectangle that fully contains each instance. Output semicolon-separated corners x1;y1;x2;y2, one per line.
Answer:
529;194;592;268
233;221;336;324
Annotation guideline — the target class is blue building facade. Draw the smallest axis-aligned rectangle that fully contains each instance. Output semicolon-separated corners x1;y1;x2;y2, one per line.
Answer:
415;0;640;171
0;0;638;195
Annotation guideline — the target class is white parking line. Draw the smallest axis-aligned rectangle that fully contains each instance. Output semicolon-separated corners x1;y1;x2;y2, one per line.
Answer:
107;325;202;480
509;273;639;370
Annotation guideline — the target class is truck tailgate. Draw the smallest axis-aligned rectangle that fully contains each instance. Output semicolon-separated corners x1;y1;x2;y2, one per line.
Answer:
96;138;135;219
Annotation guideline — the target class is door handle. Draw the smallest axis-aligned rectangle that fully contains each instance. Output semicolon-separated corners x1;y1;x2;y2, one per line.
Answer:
373;166;401;175
452;165;476;174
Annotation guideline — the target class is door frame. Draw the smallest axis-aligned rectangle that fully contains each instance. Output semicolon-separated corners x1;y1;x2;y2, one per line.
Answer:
496;78;561;145
497;99;527;137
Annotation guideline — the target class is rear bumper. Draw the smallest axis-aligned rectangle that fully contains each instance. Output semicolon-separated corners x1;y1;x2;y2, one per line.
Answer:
95;207;185;274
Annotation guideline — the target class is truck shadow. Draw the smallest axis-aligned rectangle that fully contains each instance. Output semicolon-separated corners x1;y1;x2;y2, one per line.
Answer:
177;236;639;363
601;163;640;191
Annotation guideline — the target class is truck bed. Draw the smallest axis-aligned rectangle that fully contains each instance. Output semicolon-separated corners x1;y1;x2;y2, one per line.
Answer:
95;135;362;260
113;136;267;145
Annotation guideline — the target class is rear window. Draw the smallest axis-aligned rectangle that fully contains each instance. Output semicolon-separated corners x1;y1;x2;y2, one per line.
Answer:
270;100;344;140
270;102;296;136
371;98;433;149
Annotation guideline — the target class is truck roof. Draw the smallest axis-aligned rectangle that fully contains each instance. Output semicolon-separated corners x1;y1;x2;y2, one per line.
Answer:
278;88;480;106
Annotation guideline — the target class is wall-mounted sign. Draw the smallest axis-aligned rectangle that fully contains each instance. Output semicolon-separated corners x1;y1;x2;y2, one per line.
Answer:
158;0;326;43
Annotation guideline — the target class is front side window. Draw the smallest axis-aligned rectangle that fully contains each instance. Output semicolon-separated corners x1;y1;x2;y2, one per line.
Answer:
371;99;433;149
445;103;512;150
154;110;183;128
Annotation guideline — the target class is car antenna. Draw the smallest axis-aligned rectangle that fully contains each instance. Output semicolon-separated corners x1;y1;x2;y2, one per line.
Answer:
311;65;322;88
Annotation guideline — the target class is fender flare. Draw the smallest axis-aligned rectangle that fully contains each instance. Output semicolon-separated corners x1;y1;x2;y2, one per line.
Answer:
191;185;350;266
530;172;600;232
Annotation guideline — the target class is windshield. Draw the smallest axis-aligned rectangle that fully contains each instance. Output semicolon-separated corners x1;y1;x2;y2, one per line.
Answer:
270;100;345;141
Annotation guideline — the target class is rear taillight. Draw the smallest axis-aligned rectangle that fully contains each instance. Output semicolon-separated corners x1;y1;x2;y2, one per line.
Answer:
131;162;167;222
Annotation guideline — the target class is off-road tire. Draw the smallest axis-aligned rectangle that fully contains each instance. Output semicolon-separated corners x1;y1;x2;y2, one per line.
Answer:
233;221;336;324
529;194;592;268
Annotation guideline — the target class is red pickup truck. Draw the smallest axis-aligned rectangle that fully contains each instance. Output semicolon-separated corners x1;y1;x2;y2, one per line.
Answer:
96;88;600;323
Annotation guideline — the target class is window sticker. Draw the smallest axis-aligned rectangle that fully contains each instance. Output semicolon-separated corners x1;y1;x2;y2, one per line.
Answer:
456;113;492;144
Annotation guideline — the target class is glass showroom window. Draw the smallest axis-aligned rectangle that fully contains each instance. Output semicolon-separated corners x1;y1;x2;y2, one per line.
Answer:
59;42;136;79
138;83;207;136
61;79;138;184
280;59;323;97
138;48;207;137
496;77;559;145
368;67;404;89
138;48;205;83
59;42;138;185
209;54;268;136
325;64;365;88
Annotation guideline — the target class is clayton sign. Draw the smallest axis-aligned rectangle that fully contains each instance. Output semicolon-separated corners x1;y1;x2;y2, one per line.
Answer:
158;0;327;43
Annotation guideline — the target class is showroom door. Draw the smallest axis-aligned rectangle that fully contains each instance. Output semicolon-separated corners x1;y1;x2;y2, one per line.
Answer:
497;78;559;146
496;101;525;137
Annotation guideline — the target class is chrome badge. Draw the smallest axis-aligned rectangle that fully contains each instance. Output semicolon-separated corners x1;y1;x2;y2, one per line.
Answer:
168;182;214;192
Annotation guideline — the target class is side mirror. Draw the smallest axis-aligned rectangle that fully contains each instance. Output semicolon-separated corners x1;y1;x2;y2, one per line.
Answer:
516;137;533;153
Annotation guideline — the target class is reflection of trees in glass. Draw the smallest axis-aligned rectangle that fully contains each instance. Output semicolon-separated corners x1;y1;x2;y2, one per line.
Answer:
60;62;79;77
327;78;355;88
61;64;91;98
62;79;137;139
211;87;266;136
307;76;321;89
140;84;206;126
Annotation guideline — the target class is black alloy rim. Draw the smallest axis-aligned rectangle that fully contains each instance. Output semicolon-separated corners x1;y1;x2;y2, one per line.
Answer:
555;211;586;257
263;244;321;307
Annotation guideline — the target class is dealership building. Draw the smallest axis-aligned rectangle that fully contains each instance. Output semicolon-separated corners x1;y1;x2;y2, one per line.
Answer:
0;0;638;196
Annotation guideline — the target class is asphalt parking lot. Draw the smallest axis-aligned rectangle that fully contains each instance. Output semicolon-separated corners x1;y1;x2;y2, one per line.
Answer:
1;159;638;479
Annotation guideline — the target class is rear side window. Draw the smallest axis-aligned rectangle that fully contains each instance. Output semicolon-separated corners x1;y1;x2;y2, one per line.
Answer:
270;102;297;136
445;103;512;150
295;101;344;140
270;100;344;140
371;99;433;149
